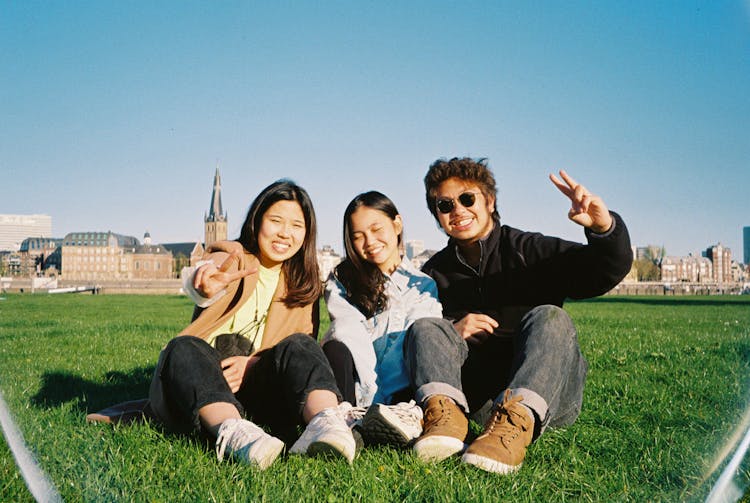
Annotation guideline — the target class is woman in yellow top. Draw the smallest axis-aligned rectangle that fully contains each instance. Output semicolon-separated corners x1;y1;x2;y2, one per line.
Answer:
148;180;356;469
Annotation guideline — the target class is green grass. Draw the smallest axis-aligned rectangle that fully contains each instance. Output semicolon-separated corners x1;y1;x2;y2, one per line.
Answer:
1;294;749;501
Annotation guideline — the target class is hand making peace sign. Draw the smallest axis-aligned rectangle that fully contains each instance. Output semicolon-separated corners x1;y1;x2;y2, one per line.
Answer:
193;251;257;299
549;170;613;234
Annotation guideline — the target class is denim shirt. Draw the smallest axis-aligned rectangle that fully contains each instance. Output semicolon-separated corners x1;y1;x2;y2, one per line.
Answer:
323;257;443;406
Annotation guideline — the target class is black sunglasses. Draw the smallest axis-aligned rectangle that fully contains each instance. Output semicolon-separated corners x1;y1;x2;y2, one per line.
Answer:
435;192;478;214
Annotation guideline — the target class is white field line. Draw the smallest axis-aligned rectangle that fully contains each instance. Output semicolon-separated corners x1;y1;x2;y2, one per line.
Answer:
0;390;62;502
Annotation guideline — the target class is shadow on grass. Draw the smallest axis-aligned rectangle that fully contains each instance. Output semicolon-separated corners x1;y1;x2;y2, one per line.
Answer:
571;296;750;307
30;366;155;413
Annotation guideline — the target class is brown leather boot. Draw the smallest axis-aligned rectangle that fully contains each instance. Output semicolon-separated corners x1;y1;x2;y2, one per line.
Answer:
413;395;468;462
462;390;534;473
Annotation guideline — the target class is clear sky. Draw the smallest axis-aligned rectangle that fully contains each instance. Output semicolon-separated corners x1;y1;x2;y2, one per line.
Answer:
2;1;749;259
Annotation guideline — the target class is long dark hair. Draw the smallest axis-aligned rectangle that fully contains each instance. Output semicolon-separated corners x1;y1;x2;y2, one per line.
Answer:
238;179;321;307
334;191;403;318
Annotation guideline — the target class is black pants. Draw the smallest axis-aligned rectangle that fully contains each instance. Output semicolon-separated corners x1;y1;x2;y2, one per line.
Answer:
149;334;341;443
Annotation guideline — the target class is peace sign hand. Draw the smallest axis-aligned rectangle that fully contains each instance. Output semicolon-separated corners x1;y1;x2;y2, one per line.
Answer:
549;170;613;234
193;251;257;299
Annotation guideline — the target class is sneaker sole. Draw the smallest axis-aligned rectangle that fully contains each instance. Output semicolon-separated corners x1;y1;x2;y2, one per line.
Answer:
248;436;285;470
361;404;420;447
413;435;466;462
461;452;522;474
307;438;355;464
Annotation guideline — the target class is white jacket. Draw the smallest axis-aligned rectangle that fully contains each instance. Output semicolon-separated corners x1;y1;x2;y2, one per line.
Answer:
323;257;442;406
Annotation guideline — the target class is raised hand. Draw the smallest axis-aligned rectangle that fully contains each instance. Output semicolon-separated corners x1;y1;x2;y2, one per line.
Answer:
194;251;257;298
549;170;613;233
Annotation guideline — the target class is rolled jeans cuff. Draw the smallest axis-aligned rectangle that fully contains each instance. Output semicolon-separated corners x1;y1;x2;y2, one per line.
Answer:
503;387;549;432
416;382;469;413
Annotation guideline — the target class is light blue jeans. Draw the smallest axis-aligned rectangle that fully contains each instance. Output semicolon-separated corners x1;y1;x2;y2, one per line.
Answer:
404;305;588;436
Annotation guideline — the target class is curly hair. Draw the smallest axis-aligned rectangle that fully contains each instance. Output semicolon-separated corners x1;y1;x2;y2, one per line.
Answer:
424;157;499;221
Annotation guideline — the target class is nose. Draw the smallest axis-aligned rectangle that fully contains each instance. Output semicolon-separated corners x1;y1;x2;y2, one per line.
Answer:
278;223;291;237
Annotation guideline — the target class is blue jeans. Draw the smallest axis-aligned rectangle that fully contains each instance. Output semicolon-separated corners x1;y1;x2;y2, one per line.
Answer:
403;305;588;435
148;333;341;443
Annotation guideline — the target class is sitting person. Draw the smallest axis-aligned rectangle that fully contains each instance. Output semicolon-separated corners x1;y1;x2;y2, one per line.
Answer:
322;191;442;446
407;158;632;474
148;180;357;468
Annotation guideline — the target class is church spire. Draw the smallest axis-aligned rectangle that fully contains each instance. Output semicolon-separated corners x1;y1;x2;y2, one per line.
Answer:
207;165;226;223
204;165;228;247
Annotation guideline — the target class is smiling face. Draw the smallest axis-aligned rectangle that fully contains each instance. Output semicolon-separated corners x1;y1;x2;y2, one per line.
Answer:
257;200;306;269
349;206;403;274
434;177;495;245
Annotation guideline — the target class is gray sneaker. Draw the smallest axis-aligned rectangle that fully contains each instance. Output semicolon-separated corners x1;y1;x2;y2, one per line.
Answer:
361;400;424;447
215;418;285;469
290;402;357;463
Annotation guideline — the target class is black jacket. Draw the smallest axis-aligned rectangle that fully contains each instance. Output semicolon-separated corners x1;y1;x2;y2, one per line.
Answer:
422;212;632;331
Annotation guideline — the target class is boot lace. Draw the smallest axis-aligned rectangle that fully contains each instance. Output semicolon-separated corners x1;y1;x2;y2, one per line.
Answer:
484;391;529;448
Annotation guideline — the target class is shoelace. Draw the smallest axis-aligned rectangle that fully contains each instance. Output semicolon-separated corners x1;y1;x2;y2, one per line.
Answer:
484;392;529;448
346;406;367;427
388;400;423;426
215;421;240;462
426;397;453;426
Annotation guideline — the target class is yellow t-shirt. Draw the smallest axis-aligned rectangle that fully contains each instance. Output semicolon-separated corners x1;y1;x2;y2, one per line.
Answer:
206;265;280;354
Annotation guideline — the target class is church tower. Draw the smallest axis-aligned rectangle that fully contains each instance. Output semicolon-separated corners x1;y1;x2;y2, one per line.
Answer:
204;167;228;247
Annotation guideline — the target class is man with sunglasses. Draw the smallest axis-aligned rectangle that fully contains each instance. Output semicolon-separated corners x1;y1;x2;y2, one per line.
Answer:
404;157;632;474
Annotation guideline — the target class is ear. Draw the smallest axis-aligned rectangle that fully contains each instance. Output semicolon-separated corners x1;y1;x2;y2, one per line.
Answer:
393;214;404;235
485;193;496;213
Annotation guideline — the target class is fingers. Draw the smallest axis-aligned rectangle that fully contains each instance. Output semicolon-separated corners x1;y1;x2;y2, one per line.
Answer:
194;261;216;290
549;173;572;197
222;356;245;393
218;251;240;273
454;313;499;343
215;252;257;282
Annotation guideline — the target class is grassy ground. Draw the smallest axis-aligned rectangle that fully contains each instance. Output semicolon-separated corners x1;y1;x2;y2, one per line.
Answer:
0;293;749;501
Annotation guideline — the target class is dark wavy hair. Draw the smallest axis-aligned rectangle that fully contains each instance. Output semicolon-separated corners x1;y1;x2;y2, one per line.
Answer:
334;191;403;318
424;157;499;221
238;179;321;307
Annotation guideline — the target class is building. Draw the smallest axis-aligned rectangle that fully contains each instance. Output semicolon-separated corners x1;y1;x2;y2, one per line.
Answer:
0;214;52;251
703;243;731;284
744;226;750;265
205;167;228;248
411;249;437;270
660;255;713;283
317;245;342;282
162;241;205;276
405;240;425;260
18;237;62;276
61;231;172;281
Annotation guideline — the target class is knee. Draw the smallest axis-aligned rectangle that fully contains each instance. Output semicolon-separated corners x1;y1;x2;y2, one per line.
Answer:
276;333;320;356
409;317;456;337
406;317;463;349
522;305;576;344
163;335;208;358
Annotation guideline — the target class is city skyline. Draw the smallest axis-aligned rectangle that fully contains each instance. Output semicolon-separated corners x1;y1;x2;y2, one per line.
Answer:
2;3;749;258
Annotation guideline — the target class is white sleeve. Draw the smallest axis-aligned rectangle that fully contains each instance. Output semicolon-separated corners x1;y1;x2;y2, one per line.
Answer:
181;260;227;308
323;276;379;407
405;275;443;327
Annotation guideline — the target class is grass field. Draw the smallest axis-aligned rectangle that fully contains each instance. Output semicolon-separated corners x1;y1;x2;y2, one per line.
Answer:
1;293;749;501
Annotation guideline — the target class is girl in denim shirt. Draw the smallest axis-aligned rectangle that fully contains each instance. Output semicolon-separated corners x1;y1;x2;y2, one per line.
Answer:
322;191;443;447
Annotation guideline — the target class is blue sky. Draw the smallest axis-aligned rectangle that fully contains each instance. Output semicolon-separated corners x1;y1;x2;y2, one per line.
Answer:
2;1;749;259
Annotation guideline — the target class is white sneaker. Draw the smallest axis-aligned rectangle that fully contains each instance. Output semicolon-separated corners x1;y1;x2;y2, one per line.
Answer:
362;400;424;447
345;405;367;429
290;402;357;463
215;418;285;469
